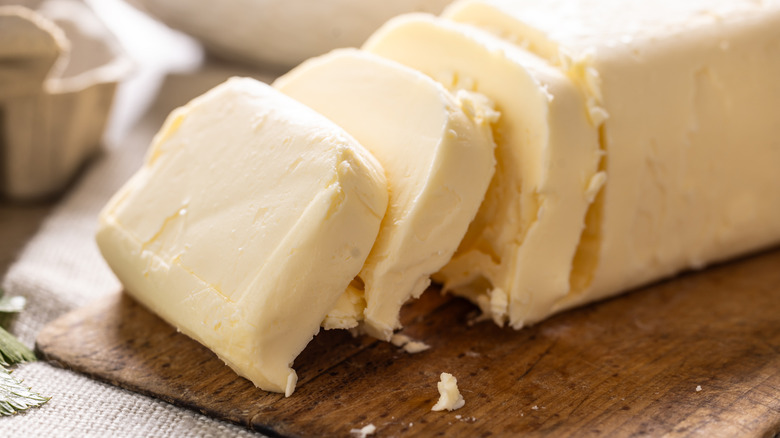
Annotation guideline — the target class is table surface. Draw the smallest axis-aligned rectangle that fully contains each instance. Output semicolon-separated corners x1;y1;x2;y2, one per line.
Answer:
35;249;780;437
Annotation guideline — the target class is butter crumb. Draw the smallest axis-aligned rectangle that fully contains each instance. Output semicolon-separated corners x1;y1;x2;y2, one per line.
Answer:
350;423;376;437
390;333;431;353
431;372;465;411
696;385;702;392
403;341;431;353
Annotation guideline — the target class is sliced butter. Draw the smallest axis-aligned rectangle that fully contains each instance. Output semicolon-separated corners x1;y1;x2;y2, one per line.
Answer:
275;49;496;340
96;77;388;395
446;0;780;312
364;15;601;328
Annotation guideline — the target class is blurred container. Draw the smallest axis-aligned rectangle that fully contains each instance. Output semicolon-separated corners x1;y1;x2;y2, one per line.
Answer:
130;0;452;70
0;0;131;200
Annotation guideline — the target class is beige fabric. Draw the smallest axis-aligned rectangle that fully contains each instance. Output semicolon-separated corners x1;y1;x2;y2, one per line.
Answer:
3;363;258;437
1;2;275;435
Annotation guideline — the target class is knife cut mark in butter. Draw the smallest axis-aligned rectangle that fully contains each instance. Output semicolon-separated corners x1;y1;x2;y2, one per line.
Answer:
96;78;388;396
275;49;496;340
364;14;602;329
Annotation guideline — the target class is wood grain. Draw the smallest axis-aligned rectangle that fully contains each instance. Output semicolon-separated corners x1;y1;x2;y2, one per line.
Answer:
36;249;780;437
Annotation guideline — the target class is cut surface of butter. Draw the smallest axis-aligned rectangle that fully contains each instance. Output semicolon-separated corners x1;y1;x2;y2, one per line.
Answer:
364;15;601;328
447;0;780;312
275;49;496;340
96;77;388;395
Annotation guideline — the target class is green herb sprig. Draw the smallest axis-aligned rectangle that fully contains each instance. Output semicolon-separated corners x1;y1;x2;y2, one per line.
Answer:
0;367;49;416
0;326;36;367
0;288;49;415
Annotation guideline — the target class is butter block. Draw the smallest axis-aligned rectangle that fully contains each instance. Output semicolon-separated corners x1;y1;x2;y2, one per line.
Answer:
96;77;388;395
364;15;602;328
446;0;780;312
275;49;496;339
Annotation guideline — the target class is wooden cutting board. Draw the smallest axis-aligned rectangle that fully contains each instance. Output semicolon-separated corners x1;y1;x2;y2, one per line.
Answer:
36;249;780;437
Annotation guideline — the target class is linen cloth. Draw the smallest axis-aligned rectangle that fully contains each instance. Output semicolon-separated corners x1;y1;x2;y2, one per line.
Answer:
1;2;276;435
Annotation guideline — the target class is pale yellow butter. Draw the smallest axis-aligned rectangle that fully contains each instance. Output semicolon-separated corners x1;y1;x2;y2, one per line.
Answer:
275;49;496;340
95;0;780;398
96;78;388;395
431;372;465;411
364;14;602;328
446;0;780;314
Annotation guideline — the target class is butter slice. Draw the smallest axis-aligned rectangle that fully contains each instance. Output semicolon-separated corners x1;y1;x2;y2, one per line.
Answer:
364;15;601;328
275;49;496;339
96;78;387;395
447;0;780;314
